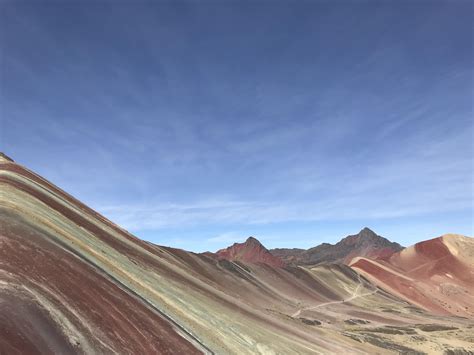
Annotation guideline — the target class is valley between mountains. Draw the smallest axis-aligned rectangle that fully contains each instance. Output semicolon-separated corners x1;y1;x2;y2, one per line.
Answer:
1;153;473;354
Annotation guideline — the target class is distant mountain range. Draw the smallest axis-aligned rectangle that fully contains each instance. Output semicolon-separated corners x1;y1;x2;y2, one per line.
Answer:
207;227;403;268
208;230;474;317
270;227;404;266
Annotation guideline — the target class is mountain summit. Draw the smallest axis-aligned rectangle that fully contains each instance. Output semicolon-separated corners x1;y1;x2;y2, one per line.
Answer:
215;237;286;267
271;228;403;265
337;227;401;252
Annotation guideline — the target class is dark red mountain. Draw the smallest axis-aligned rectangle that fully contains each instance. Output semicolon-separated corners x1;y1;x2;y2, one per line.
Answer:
214;237;286;268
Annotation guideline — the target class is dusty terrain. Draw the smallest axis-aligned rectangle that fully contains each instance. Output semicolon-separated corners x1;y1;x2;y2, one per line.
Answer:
351;234;474;318
1;154;473;354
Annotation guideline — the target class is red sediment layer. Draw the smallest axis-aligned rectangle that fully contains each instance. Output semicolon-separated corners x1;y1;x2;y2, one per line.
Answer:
414;237;450;260
0;211;200;354
350;258;449;315
352;235;474;317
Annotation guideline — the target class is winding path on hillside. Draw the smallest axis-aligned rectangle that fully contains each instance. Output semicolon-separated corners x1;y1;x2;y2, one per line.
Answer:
291;274;378;318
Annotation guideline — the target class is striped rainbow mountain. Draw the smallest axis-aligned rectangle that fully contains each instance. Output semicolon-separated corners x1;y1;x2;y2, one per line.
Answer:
1;152;473;354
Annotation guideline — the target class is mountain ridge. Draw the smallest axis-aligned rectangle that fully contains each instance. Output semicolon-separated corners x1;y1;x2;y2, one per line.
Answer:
271;227;403;265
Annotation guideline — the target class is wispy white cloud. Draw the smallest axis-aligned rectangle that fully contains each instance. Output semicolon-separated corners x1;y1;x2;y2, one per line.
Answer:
96;117;472;233
3;1;472;249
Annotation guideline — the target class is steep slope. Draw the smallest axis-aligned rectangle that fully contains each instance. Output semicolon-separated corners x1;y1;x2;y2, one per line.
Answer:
214;237;286;267
350;234;474;317
0;154;204;354
271;228;403;265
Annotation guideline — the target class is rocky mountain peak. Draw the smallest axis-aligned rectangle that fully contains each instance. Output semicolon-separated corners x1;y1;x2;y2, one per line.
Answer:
244;236;263;247
360;227;377;236
270;228;403;266
215;236;285;268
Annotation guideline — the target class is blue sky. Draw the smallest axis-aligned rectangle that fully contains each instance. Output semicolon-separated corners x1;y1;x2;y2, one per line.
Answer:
1;1;472;252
